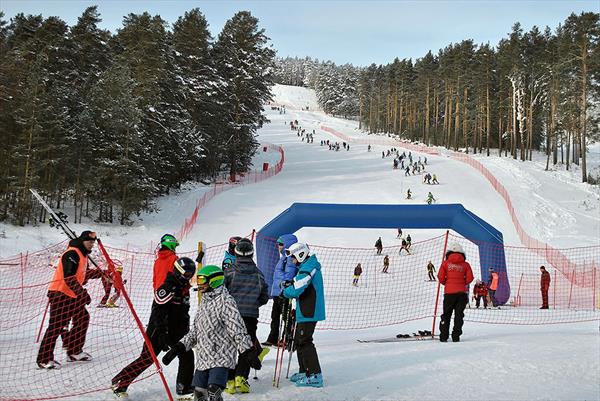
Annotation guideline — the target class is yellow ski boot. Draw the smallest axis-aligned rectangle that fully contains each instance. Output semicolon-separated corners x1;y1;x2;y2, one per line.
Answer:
258;347;270;362
235;376;250;393
224;379;236;394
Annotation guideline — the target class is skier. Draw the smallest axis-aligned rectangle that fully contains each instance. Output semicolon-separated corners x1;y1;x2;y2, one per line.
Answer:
222;236;241;270
426;192;436;204
406;189;412;199
397;228;403;238
424;173;432;184
112;257;195;397
432;174;439;184
488;268;499;307
399;238;411;255
111;245;194;399
282;243;325;388
368;145;371;152
382;255;390;273
539;266;551;309
427;261;436;281
224;239;269;394
162;265;262;401
438;243;474;342
37;230;97;369
98;260;124;308
263;234;299;347
473;280;488;308
352;263;363;286
374;237;383;255
405;166;410;176
406;234;412;249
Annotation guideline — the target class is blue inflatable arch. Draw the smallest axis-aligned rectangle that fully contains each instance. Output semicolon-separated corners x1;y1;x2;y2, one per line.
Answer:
256;203;510;305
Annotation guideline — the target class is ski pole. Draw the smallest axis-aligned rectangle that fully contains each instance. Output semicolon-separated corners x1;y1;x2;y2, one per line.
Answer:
274;298;292;388
285;321;297;379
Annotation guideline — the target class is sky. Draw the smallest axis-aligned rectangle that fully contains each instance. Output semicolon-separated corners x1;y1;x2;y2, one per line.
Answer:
2;0;599;66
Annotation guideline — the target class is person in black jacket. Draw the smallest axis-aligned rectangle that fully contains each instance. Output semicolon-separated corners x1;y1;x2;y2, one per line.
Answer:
111;257;196;399
223;238;269;394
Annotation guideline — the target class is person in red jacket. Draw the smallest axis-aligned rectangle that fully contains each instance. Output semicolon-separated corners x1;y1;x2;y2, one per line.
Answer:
437;243;474;342
473;280;488;309
540;265;551;309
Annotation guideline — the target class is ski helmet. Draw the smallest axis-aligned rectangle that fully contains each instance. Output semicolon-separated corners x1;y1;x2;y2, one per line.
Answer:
445;243;465;259
173;257;196;282
228;236;242;254
286;242;310;263
197;265;225;289
234;238;254;257
160;234;179;252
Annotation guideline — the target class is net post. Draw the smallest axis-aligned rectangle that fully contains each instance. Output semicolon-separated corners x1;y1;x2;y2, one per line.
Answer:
431;230;449;337
515;272;524;307
568;268;575;309
36;299;50;344
96;239;174;401
553;270;557;310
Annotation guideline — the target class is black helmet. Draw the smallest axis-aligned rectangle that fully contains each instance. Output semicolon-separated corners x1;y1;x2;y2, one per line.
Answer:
228;236;242;254
173;257;196;282
235;238;254;257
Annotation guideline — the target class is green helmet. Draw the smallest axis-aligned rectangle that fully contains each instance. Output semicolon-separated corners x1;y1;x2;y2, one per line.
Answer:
197;265;225;289
160;234;179;251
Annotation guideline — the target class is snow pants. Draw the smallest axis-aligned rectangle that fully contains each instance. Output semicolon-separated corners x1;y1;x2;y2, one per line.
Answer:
37;291;89;364
112;317;193;391
428;271;436;281
295;321;321;376
541;288;549;308
229;316;262;380
439;292;468;341
475;295;488;308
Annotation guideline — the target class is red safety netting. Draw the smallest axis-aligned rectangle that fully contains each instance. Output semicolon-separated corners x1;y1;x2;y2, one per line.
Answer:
0;233;598;400
175;143;285;241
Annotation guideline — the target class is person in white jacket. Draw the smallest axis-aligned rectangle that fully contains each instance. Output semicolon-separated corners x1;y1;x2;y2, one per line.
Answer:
162;265;261;401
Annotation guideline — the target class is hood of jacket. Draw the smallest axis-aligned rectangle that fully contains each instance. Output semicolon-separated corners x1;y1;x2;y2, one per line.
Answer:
278;234;298;256
232;257;258;274
446;252;466;263
68;237;91;256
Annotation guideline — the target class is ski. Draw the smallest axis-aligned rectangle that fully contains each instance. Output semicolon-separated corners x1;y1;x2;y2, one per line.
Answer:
196;241;205;304
358;332;437;343
30;188;106;274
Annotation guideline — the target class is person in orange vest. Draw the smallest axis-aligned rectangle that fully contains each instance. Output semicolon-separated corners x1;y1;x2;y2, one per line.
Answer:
36;230;97;369
437;243;474;342
539;265;551;309
488;268;499;307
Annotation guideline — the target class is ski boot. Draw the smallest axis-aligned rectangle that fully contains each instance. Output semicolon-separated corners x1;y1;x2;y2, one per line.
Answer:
295;373;323;388
289;372;306;382
37;360;61;370
223;380;236;394
258;347;270;362
207;384;223;401
111;383;128;399
176;383;194;400
235;376;250;393
67;351;92;362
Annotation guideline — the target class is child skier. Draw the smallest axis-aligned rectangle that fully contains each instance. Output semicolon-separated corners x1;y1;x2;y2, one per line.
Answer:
426;192;436;204
162;265;261;401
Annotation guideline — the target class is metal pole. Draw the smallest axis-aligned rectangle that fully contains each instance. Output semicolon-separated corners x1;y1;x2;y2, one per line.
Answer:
431;230;449;337
515;273;524;307
568;268;575;309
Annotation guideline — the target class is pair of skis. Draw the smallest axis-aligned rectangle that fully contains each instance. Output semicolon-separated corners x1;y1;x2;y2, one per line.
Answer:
358;330;437;343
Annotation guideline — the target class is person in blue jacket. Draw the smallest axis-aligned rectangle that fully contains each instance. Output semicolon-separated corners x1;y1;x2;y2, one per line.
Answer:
282;242;325;388
263;234;298;346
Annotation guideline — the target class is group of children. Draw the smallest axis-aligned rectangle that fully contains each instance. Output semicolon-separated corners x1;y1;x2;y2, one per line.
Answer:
110;233;326;400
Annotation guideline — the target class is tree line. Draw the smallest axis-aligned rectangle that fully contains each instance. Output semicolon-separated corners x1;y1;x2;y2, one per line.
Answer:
0;7;275;225
275;13;600;183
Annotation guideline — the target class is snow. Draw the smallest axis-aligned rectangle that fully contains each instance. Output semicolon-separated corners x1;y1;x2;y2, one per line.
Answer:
1;84;599;400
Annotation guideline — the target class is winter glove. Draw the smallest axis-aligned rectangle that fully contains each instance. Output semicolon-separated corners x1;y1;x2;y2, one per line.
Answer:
280;280;294;289
162;342;185;366
195;251;205;263
241;346;262;370
156;328;171;352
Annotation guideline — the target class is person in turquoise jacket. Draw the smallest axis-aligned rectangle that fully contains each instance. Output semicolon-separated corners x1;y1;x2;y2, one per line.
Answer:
282;242;325;388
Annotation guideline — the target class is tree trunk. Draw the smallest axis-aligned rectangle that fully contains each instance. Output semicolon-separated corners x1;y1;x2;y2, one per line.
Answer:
580;34;588;182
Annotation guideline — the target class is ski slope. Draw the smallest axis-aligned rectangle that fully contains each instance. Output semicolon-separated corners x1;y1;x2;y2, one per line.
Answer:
1;84;599;401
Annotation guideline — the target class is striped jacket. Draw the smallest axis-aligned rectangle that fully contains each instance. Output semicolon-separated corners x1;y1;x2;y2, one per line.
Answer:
180;285;252;370
224;256;269;318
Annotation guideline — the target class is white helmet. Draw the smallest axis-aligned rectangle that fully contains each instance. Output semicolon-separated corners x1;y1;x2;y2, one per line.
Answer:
446;242;465;258
286;242;310;263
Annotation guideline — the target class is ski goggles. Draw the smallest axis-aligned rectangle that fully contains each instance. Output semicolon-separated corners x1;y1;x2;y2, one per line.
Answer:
197;272;224;285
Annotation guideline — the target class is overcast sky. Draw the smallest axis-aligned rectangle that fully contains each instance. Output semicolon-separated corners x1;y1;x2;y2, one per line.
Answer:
2;0;599;66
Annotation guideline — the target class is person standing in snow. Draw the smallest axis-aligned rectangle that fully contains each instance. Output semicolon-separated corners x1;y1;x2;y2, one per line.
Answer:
375;237;383;255
223;239;269;394
427;261;436;281
112;253;195;398
263;234;299;346
488;268;499;307
437;243;474;342
406;189;412;199
432;174;439;184
352;263;363;286
282;243;325;388
162;265;261;401
473;280;488;308
37;230;97;369
539;266;551;309
382;255;390;273
399;238;411;255
426;192;436;204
